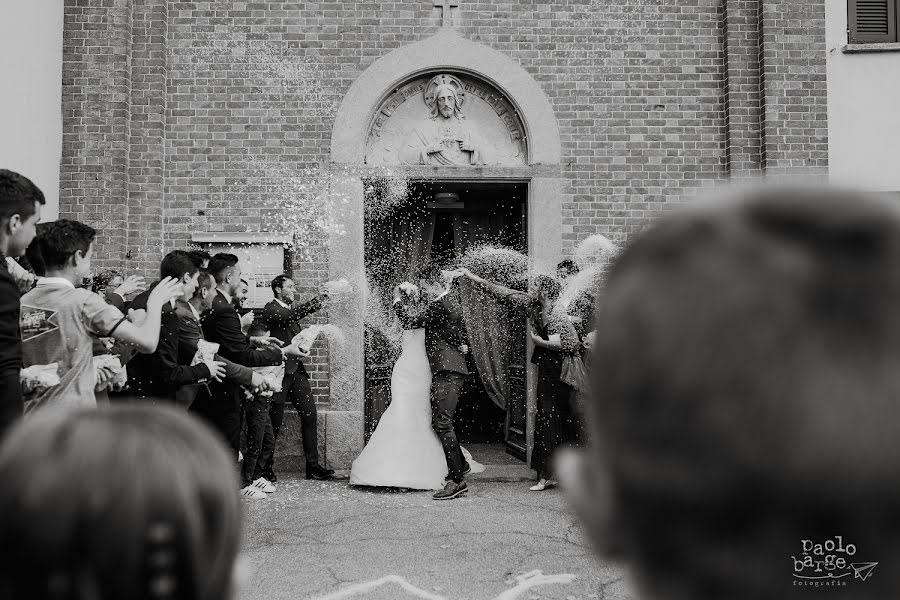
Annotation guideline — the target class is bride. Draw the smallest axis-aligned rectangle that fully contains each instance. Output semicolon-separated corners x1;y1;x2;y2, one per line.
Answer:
350;281;484;490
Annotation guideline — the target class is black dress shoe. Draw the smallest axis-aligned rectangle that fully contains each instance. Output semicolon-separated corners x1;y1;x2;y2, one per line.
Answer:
463;462;472;475
305;465;335;480
433;480;468;500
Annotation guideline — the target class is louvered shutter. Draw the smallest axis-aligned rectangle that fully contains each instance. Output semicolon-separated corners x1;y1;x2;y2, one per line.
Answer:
849;0;897;43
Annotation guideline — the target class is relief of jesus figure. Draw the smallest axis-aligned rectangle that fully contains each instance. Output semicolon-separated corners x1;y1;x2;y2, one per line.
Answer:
400;75;490;166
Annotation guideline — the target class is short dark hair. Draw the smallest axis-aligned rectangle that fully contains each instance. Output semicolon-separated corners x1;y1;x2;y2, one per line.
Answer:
160;250;199;281
33;220;96;271
92;270;122;293
247;322;269;337
589;185;900;589
24;223;50;276
557;259;579;275
187;249;211;268
207;253;238;284
195;270;214;292
271;274;290;296
0;169;45;225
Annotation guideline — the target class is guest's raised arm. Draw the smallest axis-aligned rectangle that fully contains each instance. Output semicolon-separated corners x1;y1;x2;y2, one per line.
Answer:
458;267;531;313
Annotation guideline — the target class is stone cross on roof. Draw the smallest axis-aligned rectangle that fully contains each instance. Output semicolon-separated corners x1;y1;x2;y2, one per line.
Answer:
434;0;459;28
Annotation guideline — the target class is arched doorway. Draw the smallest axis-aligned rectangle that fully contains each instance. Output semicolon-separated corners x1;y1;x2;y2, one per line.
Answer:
325;30;563;468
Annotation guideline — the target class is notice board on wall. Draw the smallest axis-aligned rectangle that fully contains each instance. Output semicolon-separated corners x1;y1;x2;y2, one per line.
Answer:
194;234;290;309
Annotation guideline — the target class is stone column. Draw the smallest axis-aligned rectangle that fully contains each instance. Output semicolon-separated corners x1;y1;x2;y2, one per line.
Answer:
322;175;366;469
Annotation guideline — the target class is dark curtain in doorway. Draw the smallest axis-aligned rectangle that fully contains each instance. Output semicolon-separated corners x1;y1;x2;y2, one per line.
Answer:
367;204;436;310
452;213;515;411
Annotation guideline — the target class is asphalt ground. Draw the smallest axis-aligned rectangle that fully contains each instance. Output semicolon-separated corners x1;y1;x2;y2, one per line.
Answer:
239;475;636;600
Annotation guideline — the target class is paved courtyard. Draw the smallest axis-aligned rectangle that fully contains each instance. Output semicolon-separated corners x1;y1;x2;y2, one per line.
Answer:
240;472;636;600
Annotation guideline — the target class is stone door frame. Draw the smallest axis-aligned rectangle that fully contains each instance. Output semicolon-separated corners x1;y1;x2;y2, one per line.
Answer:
324;30;562;468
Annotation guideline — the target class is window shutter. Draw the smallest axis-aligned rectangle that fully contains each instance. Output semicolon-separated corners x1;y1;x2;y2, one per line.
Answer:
849;0;897;43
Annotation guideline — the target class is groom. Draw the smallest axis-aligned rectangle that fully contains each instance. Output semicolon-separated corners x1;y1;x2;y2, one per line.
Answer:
393;265;471;500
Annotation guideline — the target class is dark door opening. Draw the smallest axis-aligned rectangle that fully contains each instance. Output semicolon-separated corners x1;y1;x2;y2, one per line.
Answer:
363;180;528;460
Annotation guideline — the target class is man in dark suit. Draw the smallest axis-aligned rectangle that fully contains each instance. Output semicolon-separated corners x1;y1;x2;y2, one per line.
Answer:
127;251;226;400
260;275;334;481
173;270;267;408
393;265;471;500
192;254;305;459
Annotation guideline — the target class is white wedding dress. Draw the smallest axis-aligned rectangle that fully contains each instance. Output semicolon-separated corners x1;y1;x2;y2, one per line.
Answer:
350;328;484;490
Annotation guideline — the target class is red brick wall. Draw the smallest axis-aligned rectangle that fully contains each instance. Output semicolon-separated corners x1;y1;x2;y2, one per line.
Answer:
60;0;131;273
759;0;829;174
60;0;829;404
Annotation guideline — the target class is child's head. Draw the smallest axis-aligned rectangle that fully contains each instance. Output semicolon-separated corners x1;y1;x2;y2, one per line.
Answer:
0;405;242;600
562;184;900;599
31;219;96;280
247;322;269;338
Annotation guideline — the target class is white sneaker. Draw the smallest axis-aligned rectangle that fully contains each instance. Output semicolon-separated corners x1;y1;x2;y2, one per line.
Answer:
529;478;552;492
251;477;276;493
240;486;268;500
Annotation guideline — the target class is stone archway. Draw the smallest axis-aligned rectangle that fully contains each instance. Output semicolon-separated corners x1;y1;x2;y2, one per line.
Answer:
322;30;563;468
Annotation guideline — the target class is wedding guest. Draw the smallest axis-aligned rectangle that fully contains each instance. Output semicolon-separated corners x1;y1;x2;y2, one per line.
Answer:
0;404;244;600
188;248;211;269
173;271;267;408
240;321;279;499
20;220;182;412
261;275;334;481
193;254;303;463
94;270;146;311
559;185;900;600
127;251;226;402
460;269;580;491
557;259;595;338
0;170;44;436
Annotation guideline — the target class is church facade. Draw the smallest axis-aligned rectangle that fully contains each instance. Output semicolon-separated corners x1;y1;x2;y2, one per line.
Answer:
57;0;831;466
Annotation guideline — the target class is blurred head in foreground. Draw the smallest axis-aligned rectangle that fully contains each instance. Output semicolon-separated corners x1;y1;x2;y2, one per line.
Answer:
0;405;242;600
559;184;900;599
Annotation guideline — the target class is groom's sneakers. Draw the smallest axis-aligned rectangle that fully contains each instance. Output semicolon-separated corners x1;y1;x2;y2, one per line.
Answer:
463;462;472;475
433;480;468;501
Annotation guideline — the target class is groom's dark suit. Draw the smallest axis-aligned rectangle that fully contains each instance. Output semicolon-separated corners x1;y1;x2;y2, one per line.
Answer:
394;292;470;483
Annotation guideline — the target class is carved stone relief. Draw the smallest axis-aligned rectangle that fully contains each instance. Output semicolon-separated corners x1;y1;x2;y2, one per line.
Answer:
365;73;527;166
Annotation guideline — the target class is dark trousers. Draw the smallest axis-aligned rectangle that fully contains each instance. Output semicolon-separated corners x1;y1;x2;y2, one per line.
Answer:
0;371;22;440
264;370;319;474
241;394;275;487
190;384;243;463
431;371;467;483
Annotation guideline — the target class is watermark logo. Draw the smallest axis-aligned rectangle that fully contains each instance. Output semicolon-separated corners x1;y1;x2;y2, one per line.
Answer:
792;536;877;588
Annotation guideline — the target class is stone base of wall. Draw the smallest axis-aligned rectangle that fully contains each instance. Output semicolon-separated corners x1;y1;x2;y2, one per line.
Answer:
269;409;363;472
